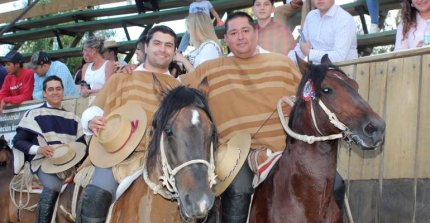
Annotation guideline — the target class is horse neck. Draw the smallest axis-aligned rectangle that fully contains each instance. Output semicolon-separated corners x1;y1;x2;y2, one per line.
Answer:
277;107;339;204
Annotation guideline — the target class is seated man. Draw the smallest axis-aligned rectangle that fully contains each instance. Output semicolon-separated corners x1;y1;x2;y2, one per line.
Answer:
252;0;296;55
12;75;86;223
30;51;78;100
0;51;34;114
287;0;358;64
102;40;127;66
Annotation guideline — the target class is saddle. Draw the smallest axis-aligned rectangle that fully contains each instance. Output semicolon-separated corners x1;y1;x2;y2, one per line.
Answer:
248;148;282;188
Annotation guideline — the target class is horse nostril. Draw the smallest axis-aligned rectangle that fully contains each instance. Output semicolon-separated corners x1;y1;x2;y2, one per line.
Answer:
364;122;377;135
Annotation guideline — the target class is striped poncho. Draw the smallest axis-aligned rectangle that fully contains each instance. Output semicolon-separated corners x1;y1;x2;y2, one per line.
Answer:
181;53;301;152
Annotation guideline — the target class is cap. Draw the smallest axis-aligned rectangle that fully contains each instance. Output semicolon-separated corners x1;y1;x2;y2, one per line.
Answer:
0;51;25;64
29;51;51;68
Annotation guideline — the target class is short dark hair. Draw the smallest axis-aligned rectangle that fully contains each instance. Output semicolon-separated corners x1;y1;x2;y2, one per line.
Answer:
252;0;275;5
145;25;178;49
43;75;64;91
225;11;256;34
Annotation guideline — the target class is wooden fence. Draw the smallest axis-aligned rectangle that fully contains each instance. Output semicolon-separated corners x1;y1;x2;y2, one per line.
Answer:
336;47;430;223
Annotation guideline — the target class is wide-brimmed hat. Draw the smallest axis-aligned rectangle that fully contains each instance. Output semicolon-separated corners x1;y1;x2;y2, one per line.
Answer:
104;40;118;49
213;132;251;196
89;103;147;168
41;142;86;174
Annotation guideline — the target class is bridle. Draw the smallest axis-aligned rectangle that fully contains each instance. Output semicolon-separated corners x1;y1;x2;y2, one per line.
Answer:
143;115;217;200
277;96;353;144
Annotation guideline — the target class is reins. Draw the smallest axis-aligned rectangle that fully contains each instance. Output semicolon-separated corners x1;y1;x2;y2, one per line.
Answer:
277;96;352;144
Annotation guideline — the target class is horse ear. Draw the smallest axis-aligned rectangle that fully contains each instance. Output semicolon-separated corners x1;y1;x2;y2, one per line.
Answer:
321;54;332;65
296;52;310;76
197;77;209;97
0;135;4;140
152;73;165;101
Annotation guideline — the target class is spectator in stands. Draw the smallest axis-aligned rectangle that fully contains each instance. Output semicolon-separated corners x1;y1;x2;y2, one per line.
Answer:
0;51;34;114
80;36;115;97
178;0;224;53
135;0;159;13
252;0;296;55
0;65;7;88
173;13;222;72
76;25;180;223
74;59;86;85
13;75;86;223
395;0;430;50
274;0;303;31
287;0;358;64
367;0;380;33
30;51;79;100
102;40;127;66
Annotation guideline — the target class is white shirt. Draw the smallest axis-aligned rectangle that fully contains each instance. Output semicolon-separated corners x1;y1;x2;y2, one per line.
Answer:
188;40;222;67
84;60;108;90
288;4;358;64
395;13;427;51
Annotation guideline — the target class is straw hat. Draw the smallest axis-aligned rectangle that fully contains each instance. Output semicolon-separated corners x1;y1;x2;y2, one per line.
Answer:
41;142;86;174
104;40;118;49
213;132;251;196
89;103;147;168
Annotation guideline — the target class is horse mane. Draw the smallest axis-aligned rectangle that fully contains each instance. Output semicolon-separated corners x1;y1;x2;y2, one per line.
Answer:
289;63;344;127
146;86;217;168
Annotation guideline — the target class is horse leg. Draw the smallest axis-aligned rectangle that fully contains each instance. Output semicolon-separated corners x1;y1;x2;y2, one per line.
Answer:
220;163;254;223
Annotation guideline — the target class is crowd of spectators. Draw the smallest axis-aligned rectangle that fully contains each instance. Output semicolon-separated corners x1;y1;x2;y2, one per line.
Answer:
0;0;428;113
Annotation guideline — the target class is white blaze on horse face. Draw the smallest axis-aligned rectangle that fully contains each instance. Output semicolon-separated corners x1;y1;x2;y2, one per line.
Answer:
191;109;200;125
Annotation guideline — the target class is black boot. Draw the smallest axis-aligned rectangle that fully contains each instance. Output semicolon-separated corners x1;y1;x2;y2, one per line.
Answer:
221;163;254;223
36;187;59;223
77;185;112;223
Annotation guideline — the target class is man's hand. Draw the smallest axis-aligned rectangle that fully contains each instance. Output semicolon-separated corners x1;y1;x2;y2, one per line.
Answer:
117;64;138;74
89;116;107;136
290;0;303;10
417;40;424;48
38;145;55;158
300;41;312;57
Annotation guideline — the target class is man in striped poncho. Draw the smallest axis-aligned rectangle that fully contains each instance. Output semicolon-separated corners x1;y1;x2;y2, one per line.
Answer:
13;75;86;223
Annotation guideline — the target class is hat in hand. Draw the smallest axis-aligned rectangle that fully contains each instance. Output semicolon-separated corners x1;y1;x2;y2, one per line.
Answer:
213;132;251;196
89;103;147;168
41;142;86;174
0;51;25;64
29;51;51;69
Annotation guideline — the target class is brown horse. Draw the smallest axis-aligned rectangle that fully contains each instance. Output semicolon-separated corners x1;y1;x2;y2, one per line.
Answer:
249;56;386;223
0;135;80;223
110;78;217;222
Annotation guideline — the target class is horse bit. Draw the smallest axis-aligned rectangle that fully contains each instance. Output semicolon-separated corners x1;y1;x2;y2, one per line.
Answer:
143;133;217;200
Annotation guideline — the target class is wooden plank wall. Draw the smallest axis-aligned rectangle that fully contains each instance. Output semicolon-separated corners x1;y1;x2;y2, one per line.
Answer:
336;48;430;222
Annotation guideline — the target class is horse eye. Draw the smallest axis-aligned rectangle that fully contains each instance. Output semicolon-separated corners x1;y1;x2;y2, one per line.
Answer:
322;87;332;94
164;127;173;136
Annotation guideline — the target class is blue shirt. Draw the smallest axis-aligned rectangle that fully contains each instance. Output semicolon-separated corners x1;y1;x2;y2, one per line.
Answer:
33;61;79;99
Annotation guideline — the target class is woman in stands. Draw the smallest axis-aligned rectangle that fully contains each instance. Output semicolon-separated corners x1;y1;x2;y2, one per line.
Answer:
80;36;115;97
395;0;430;50
173;12;223;72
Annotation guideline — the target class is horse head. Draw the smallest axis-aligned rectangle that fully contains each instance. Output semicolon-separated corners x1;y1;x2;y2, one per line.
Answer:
146;75;216;221
293;54;386;149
